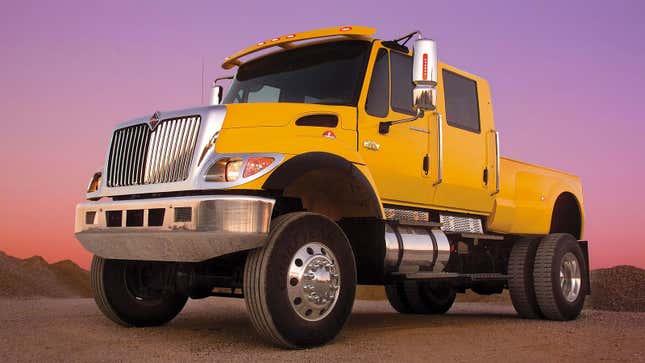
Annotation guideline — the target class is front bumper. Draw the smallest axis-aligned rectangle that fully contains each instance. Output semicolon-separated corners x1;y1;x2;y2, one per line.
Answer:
75;195;274;262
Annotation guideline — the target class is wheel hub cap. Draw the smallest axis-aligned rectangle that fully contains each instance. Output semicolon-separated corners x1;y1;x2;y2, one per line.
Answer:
287;242;340;321
559;252;582;302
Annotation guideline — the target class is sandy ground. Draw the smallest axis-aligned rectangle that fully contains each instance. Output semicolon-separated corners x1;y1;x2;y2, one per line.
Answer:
1;298;644;362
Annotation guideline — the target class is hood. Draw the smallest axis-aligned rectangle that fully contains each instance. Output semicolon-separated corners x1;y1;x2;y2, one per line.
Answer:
222;103;356;129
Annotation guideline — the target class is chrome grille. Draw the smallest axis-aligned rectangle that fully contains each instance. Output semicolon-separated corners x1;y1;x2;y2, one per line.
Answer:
106;116;201;187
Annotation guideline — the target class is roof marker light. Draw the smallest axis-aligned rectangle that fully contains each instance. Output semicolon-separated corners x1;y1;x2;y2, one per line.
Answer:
271;37;280;42
257;41;266;46
340;26;352;32
286;34;296;39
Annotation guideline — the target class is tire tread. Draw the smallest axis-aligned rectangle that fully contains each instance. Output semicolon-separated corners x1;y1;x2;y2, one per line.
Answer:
508;238;542;318
534;233;567;320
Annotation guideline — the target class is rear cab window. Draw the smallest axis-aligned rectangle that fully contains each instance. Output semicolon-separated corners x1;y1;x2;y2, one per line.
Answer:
443;69;481;133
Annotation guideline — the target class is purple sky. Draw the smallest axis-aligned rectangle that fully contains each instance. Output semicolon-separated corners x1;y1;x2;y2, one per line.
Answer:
1;0;644;269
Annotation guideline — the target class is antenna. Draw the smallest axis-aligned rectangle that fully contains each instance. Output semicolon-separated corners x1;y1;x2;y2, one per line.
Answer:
201;57;205;105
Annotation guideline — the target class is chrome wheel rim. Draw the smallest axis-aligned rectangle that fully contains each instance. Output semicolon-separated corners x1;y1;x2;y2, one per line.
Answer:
559;252;582;302
287;242;340;321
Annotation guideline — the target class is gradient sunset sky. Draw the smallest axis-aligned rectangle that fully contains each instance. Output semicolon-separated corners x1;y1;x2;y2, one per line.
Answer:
1;0;644;269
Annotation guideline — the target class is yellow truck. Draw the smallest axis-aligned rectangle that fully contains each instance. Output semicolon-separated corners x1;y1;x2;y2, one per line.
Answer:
75;26;589;348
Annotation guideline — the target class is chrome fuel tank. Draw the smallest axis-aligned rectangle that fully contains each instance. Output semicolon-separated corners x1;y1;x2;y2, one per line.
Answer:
384;223;450;273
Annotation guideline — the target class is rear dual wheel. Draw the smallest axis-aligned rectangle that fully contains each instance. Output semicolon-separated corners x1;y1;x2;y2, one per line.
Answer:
508;233;587;320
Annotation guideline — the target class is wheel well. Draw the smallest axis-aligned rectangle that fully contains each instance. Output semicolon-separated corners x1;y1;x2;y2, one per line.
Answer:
263;152;382;220
263;152;385;284
550;192;582;239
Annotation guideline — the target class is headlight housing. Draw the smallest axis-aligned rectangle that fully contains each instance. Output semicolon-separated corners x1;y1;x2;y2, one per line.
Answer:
205;155;277;183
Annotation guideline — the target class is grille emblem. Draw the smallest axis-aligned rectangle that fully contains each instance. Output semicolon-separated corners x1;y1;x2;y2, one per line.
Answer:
149;111;161;130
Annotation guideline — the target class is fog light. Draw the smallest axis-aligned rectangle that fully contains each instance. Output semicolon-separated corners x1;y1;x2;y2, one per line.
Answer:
87;172;102;193
243;157;274;178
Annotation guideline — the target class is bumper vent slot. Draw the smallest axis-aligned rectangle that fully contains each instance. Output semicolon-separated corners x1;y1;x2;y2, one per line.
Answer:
106;115;201;187
126;209;144;227
85;211;96;225
148;208;165;227
106;211;123;227
174;207;192;222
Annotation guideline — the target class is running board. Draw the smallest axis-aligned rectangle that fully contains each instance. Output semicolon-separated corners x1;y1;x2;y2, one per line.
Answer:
390;272;508;282
446;232;504;241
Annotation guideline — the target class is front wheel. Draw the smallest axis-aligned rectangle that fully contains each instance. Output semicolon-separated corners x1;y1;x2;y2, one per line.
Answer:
243;212;357;348
91;256;188;327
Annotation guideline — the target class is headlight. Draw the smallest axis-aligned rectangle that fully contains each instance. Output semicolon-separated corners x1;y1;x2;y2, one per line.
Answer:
87;172;102;193
205;156;276;183
205;158;243;182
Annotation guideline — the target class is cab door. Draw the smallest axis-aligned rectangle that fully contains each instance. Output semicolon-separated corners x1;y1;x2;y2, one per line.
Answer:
431;66;494;213
357;45;434;206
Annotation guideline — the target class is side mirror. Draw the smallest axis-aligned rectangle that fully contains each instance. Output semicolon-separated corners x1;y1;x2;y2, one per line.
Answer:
412;38;438;111
211;85;223;105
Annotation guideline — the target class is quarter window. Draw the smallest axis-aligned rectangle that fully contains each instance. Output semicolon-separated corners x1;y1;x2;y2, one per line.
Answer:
443;70;481;133
365;49;389;117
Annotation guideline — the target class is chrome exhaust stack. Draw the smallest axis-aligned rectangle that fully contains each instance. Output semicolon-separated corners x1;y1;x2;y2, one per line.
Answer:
412;35;438;111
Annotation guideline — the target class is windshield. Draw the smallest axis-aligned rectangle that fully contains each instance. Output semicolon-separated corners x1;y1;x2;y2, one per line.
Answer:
223;40;371;106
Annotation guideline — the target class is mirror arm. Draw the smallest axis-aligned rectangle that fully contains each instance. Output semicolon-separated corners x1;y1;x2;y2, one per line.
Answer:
379;109;425;134
211;76;234;105
214;76;234;84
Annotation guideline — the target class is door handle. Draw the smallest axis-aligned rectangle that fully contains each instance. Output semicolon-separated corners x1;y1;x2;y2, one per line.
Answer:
491;130;500;195
433;113;443;186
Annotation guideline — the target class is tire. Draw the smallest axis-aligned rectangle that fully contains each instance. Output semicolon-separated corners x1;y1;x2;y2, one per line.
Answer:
243;212;357;348
533;233;587;320
385;282;413;313
386;281;455;314
508;238;542;318
91;256;188;327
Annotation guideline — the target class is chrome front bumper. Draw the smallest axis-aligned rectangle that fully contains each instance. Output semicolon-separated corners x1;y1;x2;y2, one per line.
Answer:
75;196;274;262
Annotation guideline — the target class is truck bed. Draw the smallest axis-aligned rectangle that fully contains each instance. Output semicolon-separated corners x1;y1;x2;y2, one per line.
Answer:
487;157;584;236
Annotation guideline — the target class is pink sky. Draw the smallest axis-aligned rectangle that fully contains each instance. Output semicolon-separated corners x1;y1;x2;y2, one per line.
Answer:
1;0;644;270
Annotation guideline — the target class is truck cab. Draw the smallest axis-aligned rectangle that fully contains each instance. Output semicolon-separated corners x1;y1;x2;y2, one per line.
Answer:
75;26;589;349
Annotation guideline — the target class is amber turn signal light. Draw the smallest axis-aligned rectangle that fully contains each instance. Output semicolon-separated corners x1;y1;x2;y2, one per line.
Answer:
243;157;274;178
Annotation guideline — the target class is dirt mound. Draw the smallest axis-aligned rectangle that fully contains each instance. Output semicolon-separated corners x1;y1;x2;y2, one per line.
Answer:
590;265;645;312
0;251;91;298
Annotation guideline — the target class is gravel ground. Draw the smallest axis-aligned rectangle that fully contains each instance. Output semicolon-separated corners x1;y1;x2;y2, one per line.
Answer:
1;298;643;362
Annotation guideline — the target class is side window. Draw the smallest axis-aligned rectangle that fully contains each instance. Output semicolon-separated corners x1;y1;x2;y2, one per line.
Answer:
365;49;389;117
390;52;414;115
443;70;481;133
